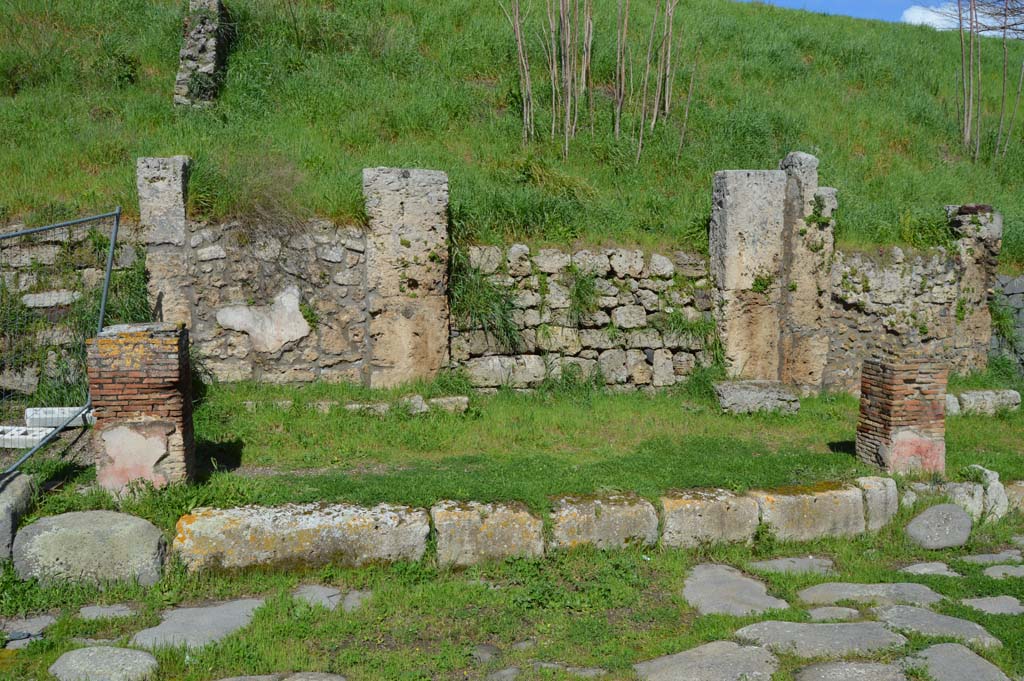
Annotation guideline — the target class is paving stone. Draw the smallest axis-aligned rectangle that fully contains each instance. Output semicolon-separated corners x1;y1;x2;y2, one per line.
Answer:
292;585;342;611
856;477;899;532
79;605;136;621
283;675;347;681
633;640;779;680
342;589;372;613
431;500;543;567
962;550;1022;565
13;510;165;586
901;643;1010;681
873;605;1001;648
49;646;158;681
962;595;1024;615
905;504;972;549
795;662;906;681
473;643;502;663
734;621;907;658
660;489;759;548
807;607;860;622
749;556;834;575
2;614;55;650
132;598;264;649
682;564;788;616
549;494;658;550
532;661;607;677
485;668;520;680
900;562;961;577
748;487;865;542
797;582;943;607
511;639;536;651
984;564;1024;579
1012;535;1024;547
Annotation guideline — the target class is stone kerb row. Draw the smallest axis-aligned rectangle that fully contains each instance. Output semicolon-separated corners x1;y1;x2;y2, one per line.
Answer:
173;478;916;572
454;245;713;390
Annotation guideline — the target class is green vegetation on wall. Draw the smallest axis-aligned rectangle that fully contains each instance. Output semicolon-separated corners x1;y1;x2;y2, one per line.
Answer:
1;0;1023;267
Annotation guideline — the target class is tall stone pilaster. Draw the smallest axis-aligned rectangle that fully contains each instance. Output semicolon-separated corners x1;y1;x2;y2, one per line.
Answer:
137;156;193;328
362;168;451;388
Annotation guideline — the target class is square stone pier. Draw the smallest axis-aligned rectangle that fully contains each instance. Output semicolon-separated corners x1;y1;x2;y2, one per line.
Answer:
87;323;195;493
855;354;947;474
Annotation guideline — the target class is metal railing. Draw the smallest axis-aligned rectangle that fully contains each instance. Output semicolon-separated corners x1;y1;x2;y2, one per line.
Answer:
1;208;121;474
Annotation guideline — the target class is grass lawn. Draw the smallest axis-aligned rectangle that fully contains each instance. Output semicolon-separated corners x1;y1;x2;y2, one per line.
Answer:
1;499;1022;680
2;0;1023;266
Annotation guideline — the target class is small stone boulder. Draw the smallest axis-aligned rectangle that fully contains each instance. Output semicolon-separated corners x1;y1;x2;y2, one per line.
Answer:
49;646;158;681
958;390;1021;415
714;381;800;415
1;472;35;560
13;511;165;586
905;504;972;549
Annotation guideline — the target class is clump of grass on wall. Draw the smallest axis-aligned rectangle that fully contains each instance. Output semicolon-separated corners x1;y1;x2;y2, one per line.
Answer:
449;247;521;351
565;263;598;327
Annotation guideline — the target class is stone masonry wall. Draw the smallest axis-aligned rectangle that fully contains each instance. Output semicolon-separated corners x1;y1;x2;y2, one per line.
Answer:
174;0;225;108
994;274;1024;369
453;246;714;390
825;206;1002;394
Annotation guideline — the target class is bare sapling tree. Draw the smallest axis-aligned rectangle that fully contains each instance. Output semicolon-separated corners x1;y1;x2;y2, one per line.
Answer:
498;0;536;144
614;0;631;139
676;39;701;160
635;6;659;161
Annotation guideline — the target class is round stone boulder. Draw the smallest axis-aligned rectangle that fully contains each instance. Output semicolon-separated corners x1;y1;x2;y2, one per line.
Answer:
13;511;165;586
49;646;158;681
905;504;972;550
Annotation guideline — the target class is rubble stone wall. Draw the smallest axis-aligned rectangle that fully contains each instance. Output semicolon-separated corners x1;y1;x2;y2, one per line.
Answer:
994;274;1024;369
452;246;714;390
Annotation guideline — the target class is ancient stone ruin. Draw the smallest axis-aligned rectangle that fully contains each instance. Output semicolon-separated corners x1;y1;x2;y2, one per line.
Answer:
174;0;227;107
855;352;948;474
86;322;195;493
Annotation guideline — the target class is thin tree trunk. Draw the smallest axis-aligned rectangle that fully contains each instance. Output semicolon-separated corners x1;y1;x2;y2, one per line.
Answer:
614;0;630;139
968;0;976;149
975;1;983;162
636;8;658;161
560;0;573;158
996;0;1009;153
663;0;678;117
676;40;701;161
650;1;668;131
546;0;560;141
498;0;535;145
958;0;970;147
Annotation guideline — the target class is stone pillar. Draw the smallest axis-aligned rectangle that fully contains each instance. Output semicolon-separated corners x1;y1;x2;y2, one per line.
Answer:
362;168;450;389
87;323;195;493
777;152;836;393
174;0;225;107
709;168;787;380
138;156;193;328
948;205;1003;374
855;353;947;474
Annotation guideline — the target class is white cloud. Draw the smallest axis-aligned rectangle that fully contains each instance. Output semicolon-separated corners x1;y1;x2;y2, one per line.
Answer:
901;4;960;30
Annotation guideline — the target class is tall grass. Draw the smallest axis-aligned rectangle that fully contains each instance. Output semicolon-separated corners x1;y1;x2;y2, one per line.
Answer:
0;0;1022;266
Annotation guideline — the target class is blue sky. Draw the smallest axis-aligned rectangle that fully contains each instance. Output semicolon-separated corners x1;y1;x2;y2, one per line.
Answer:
736;1;932;24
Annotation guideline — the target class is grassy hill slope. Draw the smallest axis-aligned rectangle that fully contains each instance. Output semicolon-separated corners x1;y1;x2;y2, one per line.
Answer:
2;0;1023;266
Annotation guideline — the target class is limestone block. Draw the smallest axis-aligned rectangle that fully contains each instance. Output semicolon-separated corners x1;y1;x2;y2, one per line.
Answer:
533;248;570;273
368;296;450;389
958;390;1021;415
856;477;899;531
137;157;190;246
572;250;610;276
537;326;581;355
506;244;531;276
431;501;544;567
608;249;645;277
661;489;760;548
748;486;866;541
611;305;647;329
598;349;628;384
468;246;501;273
1007;481;1024;511
549;494;659;550
717;289;781;380
0;473;35;561
174;503;429;571
645;253;675;278
464;355;546;388
13;511;165;586
715;380;800;414
709;169;787;291
651;349;675;387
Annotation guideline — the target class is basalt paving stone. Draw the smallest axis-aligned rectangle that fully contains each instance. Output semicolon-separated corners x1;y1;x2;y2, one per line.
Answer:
132;598;264;649
473;644;501;664
748;556;834;575
734;621;907;658
532;661;607;677
49;646;158;681
905;504;973;550
797;582;943;607
485;668;520;680
79;604;136;621
900;562;961;577
682;564;789;616
341;589;372;613
2;614;55;650
807;607;861;622
961;550;1023;565
900;643;1011;681
216;676;348;681
873;605;1001;648
633;641;779;680
794;662;907;681
962;595;1024;615
984;565;1024;579
292;585;342;611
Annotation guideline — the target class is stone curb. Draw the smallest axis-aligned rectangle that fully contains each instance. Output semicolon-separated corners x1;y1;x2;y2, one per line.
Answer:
166;475;1024;573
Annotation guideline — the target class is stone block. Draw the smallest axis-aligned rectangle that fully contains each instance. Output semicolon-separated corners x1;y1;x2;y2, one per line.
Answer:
714;380;799;414
958;390;1021;415
1008;481;1024;511
13;511;165;586
137;157;190;246
464;355;546;388
709;169;787;292
0;473;35;561
431;501;544;567
661;489;760;548
856;477;899;531
549;494;659;550
173;503;429;571
748;486;866;541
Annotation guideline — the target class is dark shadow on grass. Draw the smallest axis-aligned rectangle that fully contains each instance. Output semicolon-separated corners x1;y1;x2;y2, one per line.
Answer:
195;438;244;482
827;440;856;456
